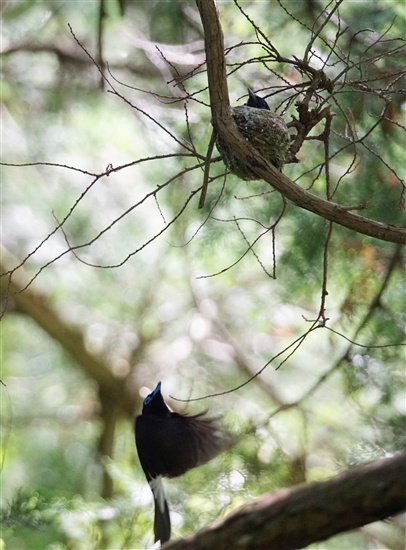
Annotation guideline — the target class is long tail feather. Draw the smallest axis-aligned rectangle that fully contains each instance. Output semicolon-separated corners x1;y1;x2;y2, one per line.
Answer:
150;476;171;543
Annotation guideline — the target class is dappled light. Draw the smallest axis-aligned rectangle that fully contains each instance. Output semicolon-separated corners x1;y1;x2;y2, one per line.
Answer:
1;1;405;549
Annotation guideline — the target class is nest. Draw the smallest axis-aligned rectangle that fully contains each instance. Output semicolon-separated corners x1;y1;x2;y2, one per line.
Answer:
216;105;290;180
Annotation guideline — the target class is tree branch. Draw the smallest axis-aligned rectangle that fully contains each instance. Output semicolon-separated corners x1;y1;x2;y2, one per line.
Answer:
195;0;406;245
0;246;137;418
164;453;406;550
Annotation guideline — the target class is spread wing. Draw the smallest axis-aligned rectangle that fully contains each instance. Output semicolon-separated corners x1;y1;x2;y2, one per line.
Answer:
135;412;229;479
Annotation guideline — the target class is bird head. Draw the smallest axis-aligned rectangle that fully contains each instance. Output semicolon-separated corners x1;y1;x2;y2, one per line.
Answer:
142;382;170;416
246;88;270;110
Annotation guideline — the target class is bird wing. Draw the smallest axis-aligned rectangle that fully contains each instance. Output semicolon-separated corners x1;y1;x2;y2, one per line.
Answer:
136;412;229;479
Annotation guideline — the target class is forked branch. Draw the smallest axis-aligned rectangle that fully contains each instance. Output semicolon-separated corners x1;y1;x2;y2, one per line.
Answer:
195;0;406;245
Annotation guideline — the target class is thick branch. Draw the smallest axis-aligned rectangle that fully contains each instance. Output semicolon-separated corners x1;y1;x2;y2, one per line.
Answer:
196;0;406;245
195;0;230;116
164;453;406;550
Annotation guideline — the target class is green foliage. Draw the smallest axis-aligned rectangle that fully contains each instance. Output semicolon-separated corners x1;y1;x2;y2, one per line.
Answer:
1;489;67;549
1;489;62;530
1;0;405;548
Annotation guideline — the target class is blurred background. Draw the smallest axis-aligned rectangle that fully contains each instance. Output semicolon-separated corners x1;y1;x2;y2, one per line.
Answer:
1;1;405;548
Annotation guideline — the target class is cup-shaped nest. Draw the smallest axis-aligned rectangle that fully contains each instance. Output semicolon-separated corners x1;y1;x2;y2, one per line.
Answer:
216;105;290;180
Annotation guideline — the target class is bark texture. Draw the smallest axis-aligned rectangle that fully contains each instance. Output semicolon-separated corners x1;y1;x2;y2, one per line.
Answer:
164;453;406;550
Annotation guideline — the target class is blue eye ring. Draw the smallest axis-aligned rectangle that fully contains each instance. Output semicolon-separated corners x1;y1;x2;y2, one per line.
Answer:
143;382;161;405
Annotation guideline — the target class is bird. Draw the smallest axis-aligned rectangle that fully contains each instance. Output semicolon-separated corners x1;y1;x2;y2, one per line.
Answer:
135;382;229;544
246;88;270;110
216;87;290;179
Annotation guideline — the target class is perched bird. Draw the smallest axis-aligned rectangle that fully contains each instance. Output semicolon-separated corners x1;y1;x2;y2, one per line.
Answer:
135;382;229;544
246;88;270;110
215;88;290;179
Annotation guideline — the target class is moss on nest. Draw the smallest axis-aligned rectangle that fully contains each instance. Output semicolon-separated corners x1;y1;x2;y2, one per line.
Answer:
216;105;290;180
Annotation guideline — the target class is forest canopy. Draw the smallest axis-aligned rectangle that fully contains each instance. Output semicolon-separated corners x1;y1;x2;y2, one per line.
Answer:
1;1;405;549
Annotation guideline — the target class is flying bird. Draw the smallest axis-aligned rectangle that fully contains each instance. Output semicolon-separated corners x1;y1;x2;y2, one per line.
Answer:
135;382;230;544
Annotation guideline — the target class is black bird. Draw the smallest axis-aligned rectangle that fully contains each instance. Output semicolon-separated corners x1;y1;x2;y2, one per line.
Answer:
135;382;229;544
246;88;270;110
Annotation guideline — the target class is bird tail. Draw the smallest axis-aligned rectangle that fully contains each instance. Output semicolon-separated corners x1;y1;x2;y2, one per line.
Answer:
150;476;171;543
